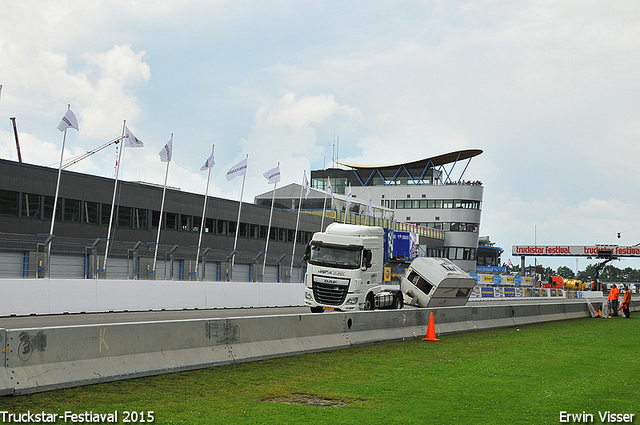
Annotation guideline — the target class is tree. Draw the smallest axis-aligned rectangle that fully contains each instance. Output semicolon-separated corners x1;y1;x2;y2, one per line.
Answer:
577;264;596;282
541;266;554;281
600;265;621;281
556;266;575;279
505;264;520;274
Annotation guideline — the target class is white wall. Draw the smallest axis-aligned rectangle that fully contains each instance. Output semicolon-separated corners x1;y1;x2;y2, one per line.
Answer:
0;278;305;316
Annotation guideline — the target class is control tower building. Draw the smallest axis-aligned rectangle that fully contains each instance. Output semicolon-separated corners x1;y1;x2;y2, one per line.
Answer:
310;149;484;272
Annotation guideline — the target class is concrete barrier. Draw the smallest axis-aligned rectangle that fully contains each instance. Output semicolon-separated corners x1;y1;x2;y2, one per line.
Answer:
4;298;637;396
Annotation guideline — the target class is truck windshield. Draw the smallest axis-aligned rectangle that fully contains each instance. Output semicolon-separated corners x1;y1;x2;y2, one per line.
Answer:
308;243;362;269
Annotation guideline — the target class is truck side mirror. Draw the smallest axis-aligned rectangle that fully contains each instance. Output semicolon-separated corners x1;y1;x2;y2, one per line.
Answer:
303;244;310;262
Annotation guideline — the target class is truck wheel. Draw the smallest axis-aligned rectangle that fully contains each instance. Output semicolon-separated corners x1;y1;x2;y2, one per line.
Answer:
393;295;403;310
364;294;374;311
310;307;324;313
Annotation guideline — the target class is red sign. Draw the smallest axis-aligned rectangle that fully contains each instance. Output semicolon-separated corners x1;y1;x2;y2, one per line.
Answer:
512;245;640;257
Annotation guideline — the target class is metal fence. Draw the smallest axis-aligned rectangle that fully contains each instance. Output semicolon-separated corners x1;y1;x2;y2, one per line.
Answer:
0;232;305;282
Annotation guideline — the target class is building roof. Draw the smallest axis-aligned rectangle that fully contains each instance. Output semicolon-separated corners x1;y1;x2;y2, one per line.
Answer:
335;149;483;175
254;183;328;201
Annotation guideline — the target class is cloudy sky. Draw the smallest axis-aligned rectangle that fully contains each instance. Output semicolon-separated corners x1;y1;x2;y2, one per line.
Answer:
1;0;640;271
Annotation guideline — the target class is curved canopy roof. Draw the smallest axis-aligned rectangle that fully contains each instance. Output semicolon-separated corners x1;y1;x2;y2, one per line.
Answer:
335;149;483;174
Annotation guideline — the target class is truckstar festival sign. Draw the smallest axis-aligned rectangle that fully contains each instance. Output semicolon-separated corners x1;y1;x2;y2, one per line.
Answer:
512;245;640;258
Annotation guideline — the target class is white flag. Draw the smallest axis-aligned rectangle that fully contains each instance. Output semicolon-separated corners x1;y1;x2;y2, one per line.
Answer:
327;178;334;206
200;147;215;171
368;195;373;216
303;172;310;199
159;135;173;162
226;157;247;181
124;126;144;147
57;107;79;132
263;165;281;184
346;183;352;206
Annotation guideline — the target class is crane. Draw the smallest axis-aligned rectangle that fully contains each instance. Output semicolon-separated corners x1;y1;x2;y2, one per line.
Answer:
61;135;126;170
591;257;615;291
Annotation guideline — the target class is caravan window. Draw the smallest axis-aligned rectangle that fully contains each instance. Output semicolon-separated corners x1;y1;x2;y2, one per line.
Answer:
407;271;433;296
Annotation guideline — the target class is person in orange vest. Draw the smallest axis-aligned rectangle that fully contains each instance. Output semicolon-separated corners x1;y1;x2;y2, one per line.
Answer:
622;285;632;319
608;284;620;317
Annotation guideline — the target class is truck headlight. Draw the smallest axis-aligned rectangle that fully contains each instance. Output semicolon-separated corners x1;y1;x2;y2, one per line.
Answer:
305;292;313;301
346;297;359;305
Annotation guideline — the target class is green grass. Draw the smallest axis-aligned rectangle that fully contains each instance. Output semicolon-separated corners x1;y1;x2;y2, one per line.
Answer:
2;316;639;424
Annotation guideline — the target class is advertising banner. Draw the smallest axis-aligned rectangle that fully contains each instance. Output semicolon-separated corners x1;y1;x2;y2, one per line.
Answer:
481;287;494;298
512;245;640;257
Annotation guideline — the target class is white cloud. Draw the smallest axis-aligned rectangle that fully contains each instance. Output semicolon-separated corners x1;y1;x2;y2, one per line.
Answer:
78;45;151;139
231;92;362;199
268;93;361;129
0;39;150;183
0;0;152;142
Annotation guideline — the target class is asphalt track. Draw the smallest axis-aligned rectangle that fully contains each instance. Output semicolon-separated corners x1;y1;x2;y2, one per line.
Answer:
0;307;310;329
0;298;597;330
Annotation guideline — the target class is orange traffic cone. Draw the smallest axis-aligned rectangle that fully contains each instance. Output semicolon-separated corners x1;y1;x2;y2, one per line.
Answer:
423;311;439;341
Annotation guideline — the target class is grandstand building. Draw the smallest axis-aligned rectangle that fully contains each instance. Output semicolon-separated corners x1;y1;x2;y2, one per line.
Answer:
0;158;323;281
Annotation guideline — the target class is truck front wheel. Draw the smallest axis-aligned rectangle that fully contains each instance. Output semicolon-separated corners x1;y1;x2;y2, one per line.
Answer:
363;294;375;311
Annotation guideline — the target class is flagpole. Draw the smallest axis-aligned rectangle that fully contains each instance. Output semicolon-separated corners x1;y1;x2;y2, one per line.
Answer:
320;177;328;231
152;133;172;277
343;183;351;224
231;154;248;274
262;162;279;278
343;203;347;224
343;187;347;224
102;120;127;274
47;112;70;277
290;171;305;279
153;150;171;277
195;145;214;279
368;188;372;225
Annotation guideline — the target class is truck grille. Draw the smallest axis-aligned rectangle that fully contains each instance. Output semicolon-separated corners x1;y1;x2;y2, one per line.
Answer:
312;275;350;306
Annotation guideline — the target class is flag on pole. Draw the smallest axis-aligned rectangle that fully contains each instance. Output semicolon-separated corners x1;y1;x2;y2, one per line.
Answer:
124;126;144;147
226;157;248;181
263;165;281;184
57;108;79;132
159;135;173;162
200;146;215;171
346;183;352;206
368;195;373;216
303;172;310;199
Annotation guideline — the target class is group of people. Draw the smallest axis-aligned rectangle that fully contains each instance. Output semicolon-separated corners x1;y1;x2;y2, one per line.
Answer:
445;180;482;186
607;284;632;319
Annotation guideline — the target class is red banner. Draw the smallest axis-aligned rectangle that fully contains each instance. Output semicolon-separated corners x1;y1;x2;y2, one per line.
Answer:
512;245;640;257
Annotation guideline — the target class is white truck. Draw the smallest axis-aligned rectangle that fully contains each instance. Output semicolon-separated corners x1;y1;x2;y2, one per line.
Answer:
303;223;476;312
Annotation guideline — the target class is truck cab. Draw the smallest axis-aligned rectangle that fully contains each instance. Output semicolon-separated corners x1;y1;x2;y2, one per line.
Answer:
304;223;386;312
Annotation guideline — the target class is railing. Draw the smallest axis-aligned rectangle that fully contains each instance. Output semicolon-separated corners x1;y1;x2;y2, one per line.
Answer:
298;208;445;239
0;232;306;282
